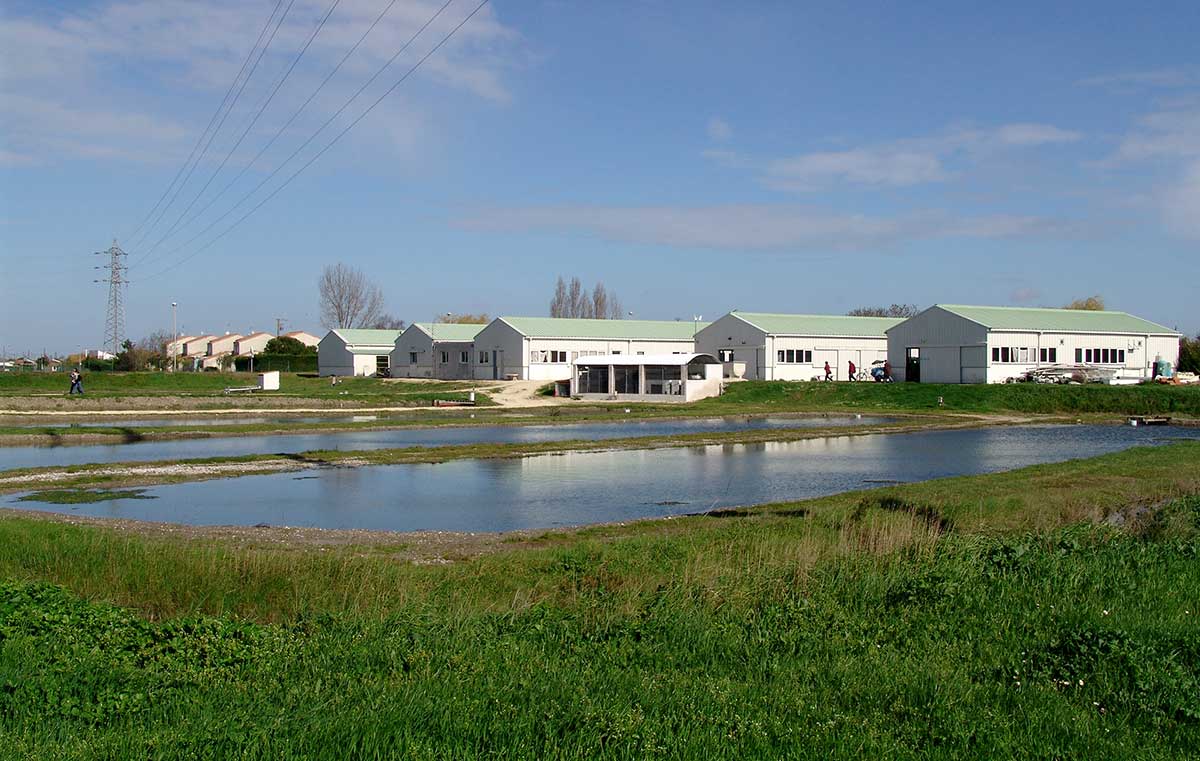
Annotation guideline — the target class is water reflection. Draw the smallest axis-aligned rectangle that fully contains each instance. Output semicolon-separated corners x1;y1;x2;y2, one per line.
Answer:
8;425;1198;532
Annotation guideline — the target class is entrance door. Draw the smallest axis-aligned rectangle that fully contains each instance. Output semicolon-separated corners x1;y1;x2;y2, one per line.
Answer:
906;348;921;383
491;351;498;380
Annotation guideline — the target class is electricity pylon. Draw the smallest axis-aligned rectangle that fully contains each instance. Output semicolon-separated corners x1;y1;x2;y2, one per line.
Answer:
94;239;128;356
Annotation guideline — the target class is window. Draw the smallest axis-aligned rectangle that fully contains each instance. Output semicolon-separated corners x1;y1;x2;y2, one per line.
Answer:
786;349;795;363
613;366;639;394
1085;349;1092;363
1075;348;1083;363
460;351;470;364
375;355;389;374
549;350;567;363
409;352;418;364
645;365;682;394
1019;348;1029;363
579;365;609;394
636;351;645;355
479;351;489;364
440;351;449;364
993;348;1001;362
1118;349;1125;363
1039;348;1057;363
718;350;734;362
1001;347;1010;363
777;350;785;363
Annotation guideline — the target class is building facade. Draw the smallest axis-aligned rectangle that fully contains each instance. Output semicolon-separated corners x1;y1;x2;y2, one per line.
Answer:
571;353;723;402
469;317;706;381
885;305;1181;384
695;312;900;380
233;332;273;356
318;329;404;376
391;323;487;379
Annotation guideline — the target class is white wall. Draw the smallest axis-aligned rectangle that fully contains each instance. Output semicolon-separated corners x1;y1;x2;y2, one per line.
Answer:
765;336;888;381
695;315;767;379
984;331;1181;383
470;320;526;380
392;327;434;378
886;308;989;383
318;333;391;377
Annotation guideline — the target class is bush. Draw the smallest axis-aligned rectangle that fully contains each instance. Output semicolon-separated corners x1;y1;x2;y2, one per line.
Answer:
232;355;317;373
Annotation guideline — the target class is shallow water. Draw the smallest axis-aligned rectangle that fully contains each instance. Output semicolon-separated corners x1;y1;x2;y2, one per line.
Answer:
0;415;893;470
8;424;1198;532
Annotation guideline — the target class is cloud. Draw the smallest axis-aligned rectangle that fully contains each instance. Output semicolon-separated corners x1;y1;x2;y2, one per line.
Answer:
1163;160;1200;239
1078;69;1194;89
0;0;523;166
456;204;1089;252
1110;108;1200;163
1009;286;1042;304
719;122;1081;191
706;117;732;142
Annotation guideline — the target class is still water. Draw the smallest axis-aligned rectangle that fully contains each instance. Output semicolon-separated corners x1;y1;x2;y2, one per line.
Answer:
7;425;1198;532
0;415;892;470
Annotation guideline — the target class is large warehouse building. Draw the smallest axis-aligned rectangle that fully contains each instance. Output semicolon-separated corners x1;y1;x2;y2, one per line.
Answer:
695;312;901;380
469;317;706;381
885;304;1181;384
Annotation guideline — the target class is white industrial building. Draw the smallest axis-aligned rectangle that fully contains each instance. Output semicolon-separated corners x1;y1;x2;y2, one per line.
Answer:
318;329;404;377
885;304;1181;384
695;312;901;380
469;317;706;381
571;353;723;402
391;323;487;379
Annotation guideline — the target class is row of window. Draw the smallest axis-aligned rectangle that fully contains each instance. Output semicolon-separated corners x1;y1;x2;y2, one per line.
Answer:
776;349;815;364
1076;348;1126;365
992;347;1057;363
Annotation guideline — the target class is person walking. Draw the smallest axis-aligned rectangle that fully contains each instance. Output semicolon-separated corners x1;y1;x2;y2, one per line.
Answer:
68;368;83;395
848;359;857;381
823;361;833;382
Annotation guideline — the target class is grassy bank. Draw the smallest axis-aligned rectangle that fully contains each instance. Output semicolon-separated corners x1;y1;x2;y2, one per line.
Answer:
1;443;1198;758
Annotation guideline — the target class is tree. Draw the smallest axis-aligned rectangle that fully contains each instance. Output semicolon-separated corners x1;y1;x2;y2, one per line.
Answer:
1179;334;1200;374
138;331;172;370
550;276;624;318
436;313;490;324
371;314;406;330
263;336;316;355
1064;295;1105;311
847;304;920;318
318;263;385;328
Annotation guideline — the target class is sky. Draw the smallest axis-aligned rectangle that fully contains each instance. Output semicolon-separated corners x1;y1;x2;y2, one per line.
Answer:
2;0;1199;356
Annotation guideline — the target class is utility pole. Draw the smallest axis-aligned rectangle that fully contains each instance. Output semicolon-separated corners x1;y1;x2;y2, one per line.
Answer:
275;317;287;336
171;302;178;373
94;239;128;357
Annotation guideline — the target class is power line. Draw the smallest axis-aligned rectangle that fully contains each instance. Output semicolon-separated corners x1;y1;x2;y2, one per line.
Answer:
133;0;406;270
124;0;286;248
133;0;343;266
143;0;478;280
132;0;297;251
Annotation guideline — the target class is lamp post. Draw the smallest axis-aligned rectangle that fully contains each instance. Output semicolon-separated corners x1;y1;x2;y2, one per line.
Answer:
171;302;178;373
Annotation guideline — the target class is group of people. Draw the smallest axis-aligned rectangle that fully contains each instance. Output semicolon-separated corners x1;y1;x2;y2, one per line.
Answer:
67;368;84;395
823;359;892;382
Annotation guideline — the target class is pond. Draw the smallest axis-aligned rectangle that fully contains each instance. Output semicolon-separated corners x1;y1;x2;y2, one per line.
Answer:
7;424;1198;532
0;414;892;470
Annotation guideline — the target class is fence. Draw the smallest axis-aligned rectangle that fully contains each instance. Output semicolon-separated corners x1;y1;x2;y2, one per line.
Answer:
232;355;318;373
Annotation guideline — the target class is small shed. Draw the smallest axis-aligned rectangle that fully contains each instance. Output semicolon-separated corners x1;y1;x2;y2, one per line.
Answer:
318;329;404;377
570;353;722;403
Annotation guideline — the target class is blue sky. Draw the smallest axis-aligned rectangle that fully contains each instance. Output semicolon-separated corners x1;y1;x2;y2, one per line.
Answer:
2;0;1199;355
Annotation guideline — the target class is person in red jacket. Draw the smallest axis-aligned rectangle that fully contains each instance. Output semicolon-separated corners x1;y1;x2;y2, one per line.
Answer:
848;359;857;381
824;361;833;381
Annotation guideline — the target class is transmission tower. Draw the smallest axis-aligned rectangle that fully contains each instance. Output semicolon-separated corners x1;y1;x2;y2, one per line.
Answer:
94;240;129;356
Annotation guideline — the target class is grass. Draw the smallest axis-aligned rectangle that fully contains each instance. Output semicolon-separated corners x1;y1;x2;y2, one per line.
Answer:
0;443;1199;757
16;489;154;505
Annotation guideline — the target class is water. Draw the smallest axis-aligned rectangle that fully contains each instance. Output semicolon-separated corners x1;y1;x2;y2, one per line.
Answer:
7;425;1198;532
4;415;384;428
0;415;891;470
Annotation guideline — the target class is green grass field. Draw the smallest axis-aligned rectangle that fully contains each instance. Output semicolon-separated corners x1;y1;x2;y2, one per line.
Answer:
1;442;1198;758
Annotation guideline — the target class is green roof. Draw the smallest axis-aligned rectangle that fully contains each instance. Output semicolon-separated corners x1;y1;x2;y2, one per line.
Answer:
413;322;487;341
329;328;403;346
934;305;1177;335
499;316;707;340
731;312;902;336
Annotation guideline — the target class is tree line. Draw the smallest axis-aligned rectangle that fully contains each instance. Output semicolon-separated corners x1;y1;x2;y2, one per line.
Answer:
550;276;624;319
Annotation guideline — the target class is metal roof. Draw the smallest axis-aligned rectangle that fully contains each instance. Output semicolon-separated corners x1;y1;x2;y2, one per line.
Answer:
412;322;487;341
328;328;404;346
499;316;707;340
930;305;1178;335
574;353;720;366
730;312;902;336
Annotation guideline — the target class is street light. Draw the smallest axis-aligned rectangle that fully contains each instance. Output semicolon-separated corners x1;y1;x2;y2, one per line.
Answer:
171;302;178;373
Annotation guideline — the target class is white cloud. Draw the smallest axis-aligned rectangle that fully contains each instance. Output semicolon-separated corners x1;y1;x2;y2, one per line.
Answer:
1164;160;1200;239
0;0;523;166
707;117;732;142
1111;108;1200;163
456;204;1087;251
720;122;1081;192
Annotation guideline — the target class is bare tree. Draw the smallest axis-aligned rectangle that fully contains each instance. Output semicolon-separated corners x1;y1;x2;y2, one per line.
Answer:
1063;295;1105;311
436;313;490;324
550;277;568;318
847;304;920;318
549;275;624;318
371;314;406;330
318;263;385;328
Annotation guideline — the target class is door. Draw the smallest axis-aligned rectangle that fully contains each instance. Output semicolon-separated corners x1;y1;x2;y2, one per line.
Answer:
906;348;921;383
491;351;498;380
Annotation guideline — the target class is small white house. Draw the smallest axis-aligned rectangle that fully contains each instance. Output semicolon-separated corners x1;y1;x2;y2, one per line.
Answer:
233;332;273;356
571;353;723;402
318;329;404;377
885;304;1181;384
391;323;487;379
470;317;707;381
283;330;320;348
695;312;901;381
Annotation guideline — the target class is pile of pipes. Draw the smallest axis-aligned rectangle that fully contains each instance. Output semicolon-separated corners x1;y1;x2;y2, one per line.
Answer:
1016;364;1118;384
